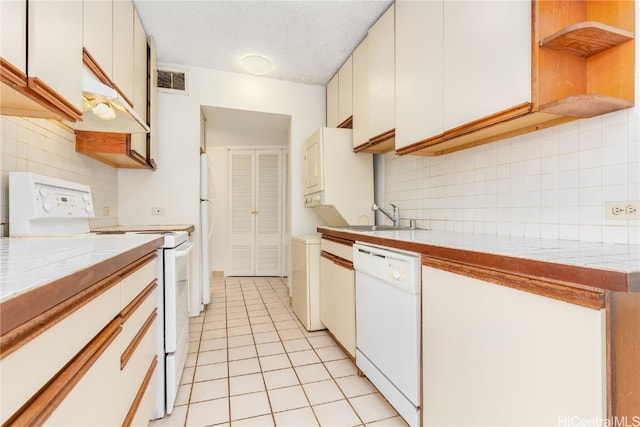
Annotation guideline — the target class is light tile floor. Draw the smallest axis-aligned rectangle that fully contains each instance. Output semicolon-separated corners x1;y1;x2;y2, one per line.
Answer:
149;276;408;427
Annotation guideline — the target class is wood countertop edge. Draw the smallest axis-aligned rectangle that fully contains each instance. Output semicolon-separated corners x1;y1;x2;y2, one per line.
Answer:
0;237;164;338
318;227;633;294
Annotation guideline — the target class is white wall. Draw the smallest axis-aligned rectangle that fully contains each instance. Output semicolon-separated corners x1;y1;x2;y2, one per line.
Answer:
118;65;325;294
0;116;119;236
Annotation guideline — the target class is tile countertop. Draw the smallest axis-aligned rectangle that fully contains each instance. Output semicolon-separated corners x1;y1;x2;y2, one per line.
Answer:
92;224;195;234
0;234;164;303
318;227;640;293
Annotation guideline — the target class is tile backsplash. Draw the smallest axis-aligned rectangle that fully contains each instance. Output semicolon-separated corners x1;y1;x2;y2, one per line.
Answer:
0;116;118;236
384;104;640;245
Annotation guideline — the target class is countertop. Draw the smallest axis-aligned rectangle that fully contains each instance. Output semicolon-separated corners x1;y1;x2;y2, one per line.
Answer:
0;234;164;335
92;224;195;234
318;226;640;293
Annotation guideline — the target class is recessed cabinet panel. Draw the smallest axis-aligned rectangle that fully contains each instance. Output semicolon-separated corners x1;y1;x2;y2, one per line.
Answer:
28;0;83;112
367;5;395;140
352;37;369;149
338;55;353;127
442;0;531;130
83;0;113;79
113;0;134;101
395;0;444;149
133;9;147;116
0;0;26;71
326;73;339;127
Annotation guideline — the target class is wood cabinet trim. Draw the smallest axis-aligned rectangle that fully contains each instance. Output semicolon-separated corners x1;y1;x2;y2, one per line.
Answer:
120;309;157;370
338;115;353;129
122;356;158;427
608;291;640;418
3;319;122;426
0;274;121;360
396;103;532;155
0;58;27;87
320;250;353;270
0;240;162;339
83;48;113;86
0;58;81;122
321;235;354;247
423;256;605;309
119;279;158;323
117;252;157;282
27;77;82;121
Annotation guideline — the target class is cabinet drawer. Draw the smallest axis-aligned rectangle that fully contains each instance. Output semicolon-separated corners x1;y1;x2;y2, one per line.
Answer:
0;283;120;424
43;321;122;427
120;315;158;425
120;254;158;310
321;238;353;262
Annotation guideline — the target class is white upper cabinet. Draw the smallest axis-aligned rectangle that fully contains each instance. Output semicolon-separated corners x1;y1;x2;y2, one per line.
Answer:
326;55;353;128
0;0;26;72
83;0;113;78
351;37;369;149
442;0;531;130
337;55;353;127
367;5;395;141
395;1;444;150
28;0;83;115
326;72;339;127
113;0;135;102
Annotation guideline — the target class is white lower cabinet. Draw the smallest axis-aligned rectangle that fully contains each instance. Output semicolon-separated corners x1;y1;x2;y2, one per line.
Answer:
422;266;605;426
1;255;159;426
319;238;355;358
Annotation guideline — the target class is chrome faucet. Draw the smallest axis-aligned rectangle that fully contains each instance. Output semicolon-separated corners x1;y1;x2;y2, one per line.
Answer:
372;203;400;227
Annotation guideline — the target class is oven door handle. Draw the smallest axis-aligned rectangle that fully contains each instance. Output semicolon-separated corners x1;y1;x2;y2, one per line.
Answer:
175;242;194;258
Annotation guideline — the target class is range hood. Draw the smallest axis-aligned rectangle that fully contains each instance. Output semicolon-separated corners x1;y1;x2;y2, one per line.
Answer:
72;68;150;134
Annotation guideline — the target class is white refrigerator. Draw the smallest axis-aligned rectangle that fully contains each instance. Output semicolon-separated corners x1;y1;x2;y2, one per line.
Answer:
199;153;213;308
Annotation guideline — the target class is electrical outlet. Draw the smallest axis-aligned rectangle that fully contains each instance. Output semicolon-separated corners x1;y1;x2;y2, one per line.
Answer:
605;201;640;220
103;207;110;216
151;207;166;216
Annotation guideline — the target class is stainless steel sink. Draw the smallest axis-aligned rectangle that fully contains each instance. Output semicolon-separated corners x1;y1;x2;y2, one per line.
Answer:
339;225;407;232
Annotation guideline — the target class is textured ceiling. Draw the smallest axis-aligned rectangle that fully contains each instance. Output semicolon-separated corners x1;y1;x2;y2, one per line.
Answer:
133;0;394;86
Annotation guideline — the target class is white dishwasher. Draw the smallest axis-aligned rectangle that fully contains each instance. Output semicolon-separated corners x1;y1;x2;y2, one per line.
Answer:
353;243;421;427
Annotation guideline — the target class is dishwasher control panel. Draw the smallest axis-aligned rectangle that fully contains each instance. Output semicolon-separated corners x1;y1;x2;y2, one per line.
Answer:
353;243;421;293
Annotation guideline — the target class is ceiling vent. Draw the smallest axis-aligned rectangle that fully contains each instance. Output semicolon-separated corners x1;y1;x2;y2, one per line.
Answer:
157;69;188;94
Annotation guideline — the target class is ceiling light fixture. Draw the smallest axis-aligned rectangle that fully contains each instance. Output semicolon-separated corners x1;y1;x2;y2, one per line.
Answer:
241;54;273;76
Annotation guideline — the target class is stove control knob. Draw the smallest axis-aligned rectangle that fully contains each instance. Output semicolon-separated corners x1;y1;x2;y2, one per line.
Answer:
85;205;92;213
82;194;90;202
39;188;49;197
43;203;53;212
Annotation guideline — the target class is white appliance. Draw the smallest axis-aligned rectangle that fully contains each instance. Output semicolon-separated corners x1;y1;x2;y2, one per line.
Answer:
353;243;421;426
199;152;214;311
9;172;94;236
291;235;324;331
303;127;374;226
154;231;193;418
8;172;192;421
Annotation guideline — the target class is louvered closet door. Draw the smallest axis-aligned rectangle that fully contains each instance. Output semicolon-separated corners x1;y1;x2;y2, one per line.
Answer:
228;151;256;276
255;151;282;276
227;149;284;277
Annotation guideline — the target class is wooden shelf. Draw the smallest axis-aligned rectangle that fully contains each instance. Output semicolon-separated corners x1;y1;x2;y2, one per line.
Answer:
540;21;634;58
539;94;634;118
